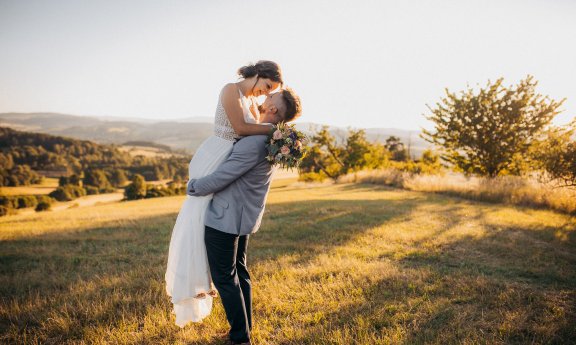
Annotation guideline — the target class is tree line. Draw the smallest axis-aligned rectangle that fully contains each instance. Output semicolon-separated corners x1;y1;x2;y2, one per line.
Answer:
300;75;575;188
0;127;191;216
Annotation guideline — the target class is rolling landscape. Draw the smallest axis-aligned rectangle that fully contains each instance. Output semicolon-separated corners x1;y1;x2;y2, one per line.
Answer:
2;1;576;343
0;113;430;156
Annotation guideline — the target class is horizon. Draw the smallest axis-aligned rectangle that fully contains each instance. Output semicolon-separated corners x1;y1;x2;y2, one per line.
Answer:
0;111;425;132
1;0;575;130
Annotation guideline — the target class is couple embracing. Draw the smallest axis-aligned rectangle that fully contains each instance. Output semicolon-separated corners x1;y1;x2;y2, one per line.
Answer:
165;60;302;344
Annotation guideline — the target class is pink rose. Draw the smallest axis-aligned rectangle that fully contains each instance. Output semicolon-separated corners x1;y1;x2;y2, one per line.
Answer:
281;145;290;155
273;130;283;140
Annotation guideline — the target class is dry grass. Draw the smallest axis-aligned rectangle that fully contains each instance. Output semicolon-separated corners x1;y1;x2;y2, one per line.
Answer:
338;170;576;214
0;183;575;344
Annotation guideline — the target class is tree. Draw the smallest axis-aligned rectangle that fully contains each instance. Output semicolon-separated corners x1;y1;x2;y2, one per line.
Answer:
385;136;408;162
422;76;565;177
532;120;576;188
124;174;147;200
83;169;112;192
299;126;389;179
108;169;128;187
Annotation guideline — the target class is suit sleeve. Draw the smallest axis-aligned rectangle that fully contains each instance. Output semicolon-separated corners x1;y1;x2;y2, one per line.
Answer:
188;137;266;196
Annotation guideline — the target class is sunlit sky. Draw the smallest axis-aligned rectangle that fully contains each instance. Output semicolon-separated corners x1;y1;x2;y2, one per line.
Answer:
1;0;575;130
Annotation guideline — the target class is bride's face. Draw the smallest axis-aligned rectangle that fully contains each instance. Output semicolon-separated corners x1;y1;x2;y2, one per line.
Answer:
252;78;280;97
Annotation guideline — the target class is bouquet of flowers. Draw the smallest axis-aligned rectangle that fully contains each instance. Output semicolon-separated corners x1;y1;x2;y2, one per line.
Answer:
266;122;308;169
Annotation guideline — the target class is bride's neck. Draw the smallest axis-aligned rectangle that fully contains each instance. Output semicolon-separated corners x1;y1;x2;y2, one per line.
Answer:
237;78;256;97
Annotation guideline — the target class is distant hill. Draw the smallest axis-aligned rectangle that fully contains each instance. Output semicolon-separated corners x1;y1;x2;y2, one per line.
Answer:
0;113;213;153
0;126;190;184
0;113;431;156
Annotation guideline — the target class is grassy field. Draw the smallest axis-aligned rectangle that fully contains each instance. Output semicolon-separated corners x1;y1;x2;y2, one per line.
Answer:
0;182;575;344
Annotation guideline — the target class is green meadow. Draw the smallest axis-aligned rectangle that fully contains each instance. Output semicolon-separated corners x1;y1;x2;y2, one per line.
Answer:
1;182;574;344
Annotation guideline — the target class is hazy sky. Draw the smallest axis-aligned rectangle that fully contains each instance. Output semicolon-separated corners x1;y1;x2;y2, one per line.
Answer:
1;0;575;130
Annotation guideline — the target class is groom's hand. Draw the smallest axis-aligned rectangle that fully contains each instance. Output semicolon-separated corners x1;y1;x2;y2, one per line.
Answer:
186;179;197;196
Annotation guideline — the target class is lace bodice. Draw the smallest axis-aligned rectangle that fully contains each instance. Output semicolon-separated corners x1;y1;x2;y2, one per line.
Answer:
214;86;259;141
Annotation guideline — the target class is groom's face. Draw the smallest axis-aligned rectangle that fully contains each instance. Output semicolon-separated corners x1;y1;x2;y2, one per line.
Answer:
260;92;285;124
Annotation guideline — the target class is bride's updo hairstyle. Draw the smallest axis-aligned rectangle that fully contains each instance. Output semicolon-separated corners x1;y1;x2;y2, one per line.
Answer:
238;60;284;86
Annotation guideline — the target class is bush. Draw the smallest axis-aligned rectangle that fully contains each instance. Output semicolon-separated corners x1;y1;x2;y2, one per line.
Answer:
84;186;99;195
17;195;38;209
0;205;17;216
35;195;54;205
100;186;117;193
124;174;147;200
144;184;186;199
298;171;328;182
35;201;51;212
0;195;17;209
49;185;86;201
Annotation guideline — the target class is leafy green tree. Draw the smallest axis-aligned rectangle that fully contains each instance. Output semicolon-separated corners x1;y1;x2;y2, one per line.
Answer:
532;120;576;187
299;126;389;179
108;169;128;187
385;136;408;162
124;174;147;200
422;76;564;177
83;169;112;192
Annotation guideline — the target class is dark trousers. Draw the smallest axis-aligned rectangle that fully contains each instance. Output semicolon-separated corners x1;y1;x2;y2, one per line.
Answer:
204;226;252;343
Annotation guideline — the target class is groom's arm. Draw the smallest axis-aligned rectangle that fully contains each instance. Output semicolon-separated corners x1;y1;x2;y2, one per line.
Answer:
187;136;266;196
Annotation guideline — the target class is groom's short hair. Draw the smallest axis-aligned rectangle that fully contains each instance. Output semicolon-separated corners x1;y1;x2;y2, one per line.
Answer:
279;88;302;122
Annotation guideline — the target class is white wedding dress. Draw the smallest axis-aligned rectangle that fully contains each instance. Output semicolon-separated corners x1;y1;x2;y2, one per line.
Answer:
165;86;258;327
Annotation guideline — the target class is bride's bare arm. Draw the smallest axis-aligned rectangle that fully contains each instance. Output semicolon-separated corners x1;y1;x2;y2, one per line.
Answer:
221;84;273;136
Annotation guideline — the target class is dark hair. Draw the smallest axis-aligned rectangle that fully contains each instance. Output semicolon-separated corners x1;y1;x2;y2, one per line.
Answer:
279;87;302;122
237;60;283;85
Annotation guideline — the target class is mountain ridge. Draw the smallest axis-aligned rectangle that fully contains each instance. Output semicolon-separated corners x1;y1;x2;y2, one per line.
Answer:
1;112;431;155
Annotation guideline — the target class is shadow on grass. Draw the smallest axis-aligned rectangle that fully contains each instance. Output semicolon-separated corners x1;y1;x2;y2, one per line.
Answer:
0;190;426;344
1;185;574;344
285;204;576;345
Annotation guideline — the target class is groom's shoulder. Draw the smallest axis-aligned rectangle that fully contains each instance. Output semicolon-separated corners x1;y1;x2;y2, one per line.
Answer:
234;135;268;160
235;135;268;149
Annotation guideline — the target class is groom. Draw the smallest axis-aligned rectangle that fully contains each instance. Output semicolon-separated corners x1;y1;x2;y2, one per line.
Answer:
186;88;301;345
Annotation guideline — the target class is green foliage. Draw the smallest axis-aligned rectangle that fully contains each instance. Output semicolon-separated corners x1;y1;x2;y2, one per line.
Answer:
58;174;82;187
49;185;87;202
299;126;390;179
144;184;186;199
84;186;100;195
31;195;54;213
0;164;43;187
108;169;128;187
16;195;38;209
83;169;112;192
422;76;565;177
35;201;51;212
124;174;147;200
298;171;329;182
385;136;409;161
0;127;190;187
532;120;576;188
385;150;443;175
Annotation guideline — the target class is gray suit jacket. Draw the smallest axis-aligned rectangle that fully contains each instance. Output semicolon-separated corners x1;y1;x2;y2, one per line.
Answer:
187;135;273;236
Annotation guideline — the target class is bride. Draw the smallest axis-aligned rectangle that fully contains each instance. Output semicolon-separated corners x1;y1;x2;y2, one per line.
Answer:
165;60;283;327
